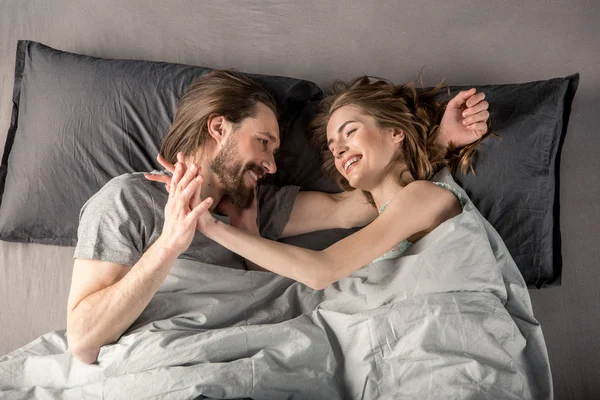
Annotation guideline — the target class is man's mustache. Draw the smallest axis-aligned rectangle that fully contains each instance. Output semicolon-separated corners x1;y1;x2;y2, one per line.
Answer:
244;164;265;181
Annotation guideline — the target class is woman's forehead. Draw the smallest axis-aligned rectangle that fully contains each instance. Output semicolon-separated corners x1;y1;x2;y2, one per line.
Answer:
326;105;364;136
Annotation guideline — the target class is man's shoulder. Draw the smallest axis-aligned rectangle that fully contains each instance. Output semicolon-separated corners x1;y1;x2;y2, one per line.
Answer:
100;171;166;197
86;171;167;211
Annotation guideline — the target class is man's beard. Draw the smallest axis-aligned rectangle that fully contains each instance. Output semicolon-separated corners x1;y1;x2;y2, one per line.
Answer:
210;139;263;208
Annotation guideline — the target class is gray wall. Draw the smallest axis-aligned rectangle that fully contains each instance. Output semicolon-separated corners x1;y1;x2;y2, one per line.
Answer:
1;1;598;398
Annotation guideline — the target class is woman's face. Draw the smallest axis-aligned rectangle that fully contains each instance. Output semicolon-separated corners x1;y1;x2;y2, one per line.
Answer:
326;104;401;190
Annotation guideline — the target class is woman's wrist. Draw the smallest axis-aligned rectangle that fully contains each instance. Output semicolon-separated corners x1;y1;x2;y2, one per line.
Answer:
435;124;450;151
197;214;222;239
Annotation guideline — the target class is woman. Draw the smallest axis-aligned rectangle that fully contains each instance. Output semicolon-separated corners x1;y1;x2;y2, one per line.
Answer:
154;76;486;289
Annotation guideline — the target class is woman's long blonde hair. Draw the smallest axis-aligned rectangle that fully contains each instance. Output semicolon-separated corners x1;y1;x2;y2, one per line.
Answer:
310;76;485;203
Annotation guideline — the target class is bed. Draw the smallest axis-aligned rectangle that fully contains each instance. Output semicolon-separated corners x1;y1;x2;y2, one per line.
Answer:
1;1;599;399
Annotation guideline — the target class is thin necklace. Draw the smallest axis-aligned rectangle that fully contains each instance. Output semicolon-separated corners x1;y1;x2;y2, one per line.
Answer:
378;200;391;215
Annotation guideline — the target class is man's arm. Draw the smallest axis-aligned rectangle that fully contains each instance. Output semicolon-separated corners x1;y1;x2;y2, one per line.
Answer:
68;159;211;364
67;241;177;364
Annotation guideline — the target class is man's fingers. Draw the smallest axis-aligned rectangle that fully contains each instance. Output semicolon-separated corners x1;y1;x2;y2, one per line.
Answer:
176;163;198;196
176;175;201;211
462;100;489;118
189;197;214;220
170;162;185;195
448;88;476;108
463;110;490;126
191;176;202;208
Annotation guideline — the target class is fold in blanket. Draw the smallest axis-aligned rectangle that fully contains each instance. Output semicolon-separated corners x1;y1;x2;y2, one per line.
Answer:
0;171;552;399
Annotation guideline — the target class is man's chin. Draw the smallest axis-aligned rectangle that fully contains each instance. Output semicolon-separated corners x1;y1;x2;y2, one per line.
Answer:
227;189;254;208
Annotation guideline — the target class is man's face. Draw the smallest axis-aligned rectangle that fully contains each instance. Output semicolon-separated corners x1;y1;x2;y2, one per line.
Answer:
210;103;280;208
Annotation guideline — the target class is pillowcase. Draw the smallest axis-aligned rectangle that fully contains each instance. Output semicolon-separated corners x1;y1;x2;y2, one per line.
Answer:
0;40;323;246
448;75;578;288
258;75;579;289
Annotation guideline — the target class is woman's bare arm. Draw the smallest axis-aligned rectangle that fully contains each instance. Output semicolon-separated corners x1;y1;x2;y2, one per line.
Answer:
200;181;459;290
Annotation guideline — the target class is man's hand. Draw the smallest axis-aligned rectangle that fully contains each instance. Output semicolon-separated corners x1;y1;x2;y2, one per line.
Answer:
438;88;489;149
145;153;260;234
156;155;213;255
145;153;265;270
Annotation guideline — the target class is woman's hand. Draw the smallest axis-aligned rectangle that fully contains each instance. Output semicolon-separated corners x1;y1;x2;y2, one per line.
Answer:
145;153;260;235
438;88;489;148
155;153;213;255
144;153;182;193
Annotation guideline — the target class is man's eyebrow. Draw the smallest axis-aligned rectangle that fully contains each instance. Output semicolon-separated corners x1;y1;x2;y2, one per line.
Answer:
326;120;357;147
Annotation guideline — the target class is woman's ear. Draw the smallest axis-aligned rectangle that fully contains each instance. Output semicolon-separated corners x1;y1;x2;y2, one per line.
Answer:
207;114;231;146
391;128;405;144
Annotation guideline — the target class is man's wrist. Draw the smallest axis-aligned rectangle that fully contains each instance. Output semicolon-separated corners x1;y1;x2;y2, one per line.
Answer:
152;235;183;261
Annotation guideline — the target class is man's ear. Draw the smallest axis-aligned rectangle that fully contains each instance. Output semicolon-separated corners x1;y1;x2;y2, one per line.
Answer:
391;128;405;144
207;114;231;146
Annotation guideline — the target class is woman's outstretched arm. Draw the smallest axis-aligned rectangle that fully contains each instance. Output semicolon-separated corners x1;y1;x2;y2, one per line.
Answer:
199;181;459;289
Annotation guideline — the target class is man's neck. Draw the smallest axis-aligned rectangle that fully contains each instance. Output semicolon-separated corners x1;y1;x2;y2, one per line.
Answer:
195;157;225;212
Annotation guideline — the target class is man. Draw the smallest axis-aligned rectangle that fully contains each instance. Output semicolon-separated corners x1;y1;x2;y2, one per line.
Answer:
67;70;489;364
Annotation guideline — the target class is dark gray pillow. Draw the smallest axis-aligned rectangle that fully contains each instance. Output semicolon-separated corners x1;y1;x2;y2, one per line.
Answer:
258;75;579;289
448;76;578;288
0;40;323;246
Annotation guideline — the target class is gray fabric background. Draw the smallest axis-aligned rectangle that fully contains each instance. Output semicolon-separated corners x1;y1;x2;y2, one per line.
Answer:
0;1;598;398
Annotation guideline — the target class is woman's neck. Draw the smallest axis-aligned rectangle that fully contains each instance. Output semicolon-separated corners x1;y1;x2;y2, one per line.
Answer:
368;174;405;212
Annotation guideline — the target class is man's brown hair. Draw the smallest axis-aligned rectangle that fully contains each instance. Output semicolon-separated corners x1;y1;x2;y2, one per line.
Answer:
161;70;278;163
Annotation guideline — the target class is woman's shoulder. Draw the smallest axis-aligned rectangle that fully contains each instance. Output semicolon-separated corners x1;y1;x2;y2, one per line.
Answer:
401;180;462;223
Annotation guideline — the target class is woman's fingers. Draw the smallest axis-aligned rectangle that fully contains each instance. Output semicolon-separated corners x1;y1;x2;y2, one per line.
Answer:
144;173;172;193
463;110;490;126
144;173;171;185
465;91;485;108
467;122;488;136
448;88;476;109
462;100;489;118
156;154;176;174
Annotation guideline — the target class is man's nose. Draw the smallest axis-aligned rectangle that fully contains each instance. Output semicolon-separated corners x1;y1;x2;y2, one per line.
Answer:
262;154;277;174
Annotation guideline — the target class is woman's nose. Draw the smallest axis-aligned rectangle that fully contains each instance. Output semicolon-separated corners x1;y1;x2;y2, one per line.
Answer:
335;143;348;158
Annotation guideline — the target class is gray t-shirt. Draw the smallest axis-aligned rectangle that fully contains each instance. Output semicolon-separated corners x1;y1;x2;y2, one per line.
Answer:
74;172;247;269
74;172;302;269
